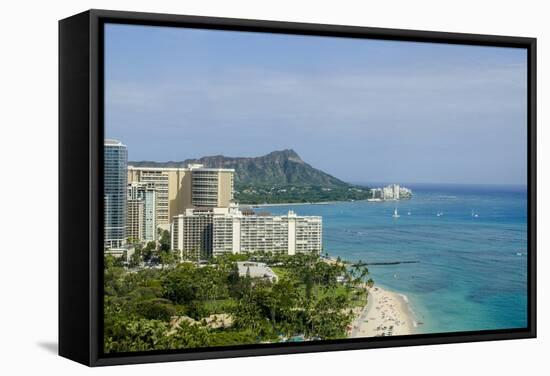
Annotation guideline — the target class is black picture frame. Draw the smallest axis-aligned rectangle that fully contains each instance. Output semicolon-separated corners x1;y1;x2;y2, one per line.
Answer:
59;9;537;367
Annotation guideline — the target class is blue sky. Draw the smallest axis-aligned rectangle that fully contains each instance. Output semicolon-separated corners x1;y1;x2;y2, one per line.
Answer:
105;23;527;185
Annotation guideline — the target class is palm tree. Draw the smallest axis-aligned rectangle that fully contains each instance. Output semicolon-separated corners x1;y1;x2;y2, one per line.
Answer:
360;265;369;280
366;278;374;288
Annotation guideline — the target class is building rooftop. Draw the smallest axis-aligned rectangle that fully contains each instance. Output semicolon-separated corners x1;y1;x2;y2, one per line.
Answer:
191;167;235;172
104;139;125;146
127;165;234;173
236;261;278;282
128;165;189;172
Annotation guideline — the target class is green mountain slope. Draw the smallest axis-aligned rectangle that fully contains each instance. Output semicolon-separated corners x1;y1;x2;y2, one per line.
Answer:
130;149;349;188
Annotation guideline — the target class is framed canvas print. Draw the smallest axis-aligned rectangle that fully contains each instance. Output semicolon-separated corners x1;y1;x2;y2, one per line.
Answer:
59;9;537;366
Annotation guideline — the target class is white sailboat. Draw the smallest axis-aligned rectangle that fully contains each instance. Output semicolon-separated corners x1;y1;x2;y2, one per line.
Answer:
392;208;400;218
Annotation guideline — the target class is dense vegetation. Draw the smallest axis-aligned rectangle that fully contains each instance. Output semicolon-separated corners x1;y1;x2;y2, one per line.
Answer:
104;252;372;353
235;184;371;205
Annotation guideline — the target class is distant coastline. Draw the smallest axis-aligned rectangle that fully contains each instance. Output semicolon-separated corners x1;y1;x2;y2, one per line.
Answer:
240;201;341;208
239;197;410;209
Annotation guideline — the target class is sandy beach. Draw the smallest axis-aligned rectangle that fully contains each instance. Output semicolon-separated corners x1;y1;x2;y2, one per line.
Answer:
349;286;416;338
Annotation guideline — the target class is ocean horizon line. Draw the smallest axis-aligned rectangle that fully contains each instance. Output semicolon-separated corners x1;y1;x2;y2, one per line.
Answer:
352;181;527;191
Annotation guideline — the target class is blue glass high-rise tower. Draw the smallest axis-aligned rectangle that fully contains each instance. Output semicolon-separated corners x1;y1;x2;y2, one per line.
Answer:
104;139;127;249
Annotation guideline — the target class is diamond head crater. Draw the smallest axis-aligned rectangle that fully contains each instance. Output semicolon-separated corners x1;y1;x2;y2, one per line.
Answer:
129;149;380;205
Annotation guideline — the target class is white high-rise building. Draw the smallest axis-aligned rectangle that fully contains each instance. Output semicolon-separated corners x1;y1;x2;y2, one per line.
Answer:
171;207;216;260
393;184;400;199
171;206;322;259
383;186;394;200
382;184;401;200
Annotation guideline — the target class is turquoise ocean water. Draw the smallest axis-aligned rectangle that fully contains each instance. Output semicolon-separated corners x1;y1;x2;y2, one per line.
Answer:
259;184;528;335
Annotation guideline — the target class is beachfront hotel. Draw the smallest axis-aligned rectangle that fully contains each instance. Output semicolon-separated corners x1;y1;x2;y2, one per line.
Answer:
104;139;128;249
171;206;322;259
107;140;323;259
101;141;234;251
127;165;235;230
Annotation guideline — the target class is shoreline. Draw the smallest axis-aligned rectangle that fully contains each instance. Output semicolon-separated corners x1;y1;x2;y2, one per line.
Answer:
239;201;340;208
239;198;411;208
348;285;417;338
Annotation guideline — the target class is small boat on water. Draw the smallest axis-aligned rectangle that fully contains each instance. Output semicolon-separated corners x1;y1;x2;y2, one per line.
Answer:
392;208;400;218
407;210;411;216
471;210;479;218
436;211;444;217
